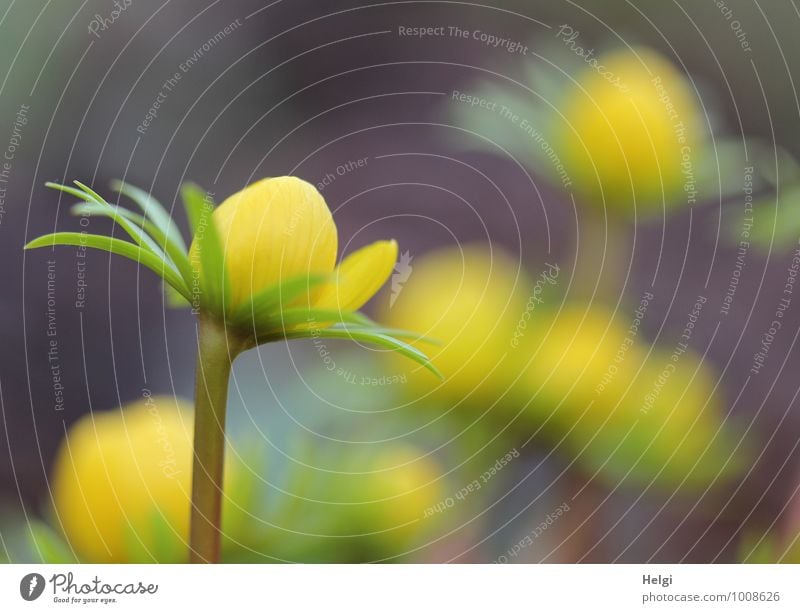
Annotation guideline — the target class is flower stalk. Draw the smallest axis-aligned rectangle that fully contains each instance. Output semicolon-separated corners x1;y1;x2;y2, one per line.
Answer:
189;315;245;563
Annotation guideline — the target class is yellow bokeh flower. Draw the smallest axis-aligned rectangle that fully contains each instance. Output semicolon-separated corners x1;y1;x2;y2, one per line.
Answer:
52;397;193;562
359;446;443;552
382;245;533;402
52;397;245;562
554;47;704;215
194;176;398;318
521;305;743;488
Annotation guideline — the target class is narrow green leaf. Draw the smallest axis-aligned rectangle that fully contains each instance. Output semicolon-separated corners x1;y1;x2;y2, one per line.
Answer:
45;181;97;204
72;202;194;288
279;327;442;378
25;232;191;301
329;324;442;346
111;180;187;252
264;308;371;330
73;180;106;204
164;281;191;308
49;181;170;266
181;183;228;314
231;273;330;327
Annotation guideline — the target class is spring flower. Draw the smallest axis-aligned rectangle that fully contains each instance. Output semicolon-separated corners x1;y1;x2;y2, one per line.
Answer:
191;176;400;328
51;397;251;563
521;305;744;488
25;177;436;366
383;245;534;402
27;176;435;563
52;397;193;562
554;47;704;215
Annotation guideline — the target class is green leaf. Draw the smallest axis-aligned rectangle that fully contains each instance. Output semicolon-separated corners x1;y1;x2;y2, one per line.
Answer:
48;181;169;264
72;202;194;289
230;273;330;328
754;144;800;189
111;180;187;252
164;281;191;308
27;521;77;563
738;532;777;564
330;323;441;345
694;139;756;201
726;184;800;252
72;180;106;204
261;308;372;331
278;326;442;378
45;181;97;204
25;232;191;301
120;508;184;563
181;183;229;314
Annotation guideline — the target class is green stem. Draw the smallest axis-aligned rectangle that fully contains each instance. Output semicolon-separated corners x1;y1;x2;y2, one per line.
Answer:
572;206;632;303
189;315;245;563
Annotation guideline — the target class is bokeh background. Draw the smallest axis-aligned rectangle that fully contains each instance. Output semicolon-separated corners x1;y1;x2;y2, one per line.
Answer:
2;0;800;563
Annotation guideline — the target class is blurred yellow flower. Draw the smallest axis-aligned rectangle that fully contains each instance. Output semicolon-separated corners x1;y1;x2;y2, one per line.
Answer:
382;245;533;402
194;176;398;315
554;47;704;215
523;305;644;424
52;397;193;562
52;397;247;562
359;446;443;551
521;305;743;488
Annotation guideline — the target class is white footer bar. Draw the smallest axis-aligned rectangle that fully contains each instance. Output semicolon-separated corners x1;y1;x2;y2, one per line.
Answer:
1;564;797;611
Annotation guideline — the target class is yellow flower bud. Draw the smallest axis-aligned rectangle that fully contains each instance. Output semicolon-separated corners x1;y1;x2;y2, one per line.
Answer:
382;245;531;402
554;47;703;215
208;177;338;310
191;176;399;322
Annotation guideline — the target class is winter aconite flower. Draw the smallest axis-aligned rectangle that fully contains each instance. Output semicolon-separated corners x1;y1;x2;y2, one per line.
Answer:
52;397;194;563
27;176;436;563
383;245;533;402
193;176;401;334
554;47;705;215
25;177;436;369
520;305;745;489
52;397;252;563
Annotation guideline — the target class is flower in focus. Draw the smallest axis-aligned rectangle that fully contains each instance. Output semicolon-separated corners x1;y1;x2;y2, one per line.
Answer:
25;177;438;375
27;174;438;566
553;47;705;215
382;245;534;402
193;176;398;323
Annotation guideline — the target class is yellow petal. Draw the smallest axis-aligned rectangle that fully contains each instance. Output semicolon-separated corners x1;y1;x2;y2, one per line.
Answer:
313;239;398;312
211;176;338;310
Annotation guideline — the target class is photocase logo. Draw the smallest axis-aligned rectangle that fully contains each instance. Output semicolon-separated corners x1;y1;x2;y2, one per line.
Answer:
390;250;414;307
20;573;45;601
